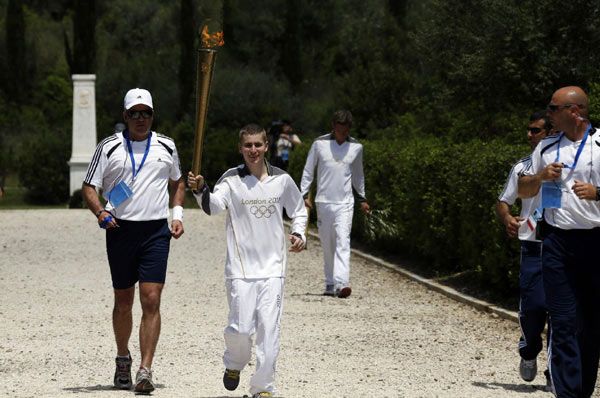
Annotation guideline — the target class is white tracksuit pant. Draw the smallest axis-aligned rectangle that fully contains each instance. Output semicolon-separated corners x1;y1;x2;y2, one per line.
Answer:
316;202;354;288
223;277;284;395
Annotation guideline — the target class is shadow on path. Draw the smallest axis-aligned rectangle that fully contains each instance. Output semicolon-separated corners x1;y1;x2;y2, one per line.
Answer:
472;380;548;394
63;383;165;393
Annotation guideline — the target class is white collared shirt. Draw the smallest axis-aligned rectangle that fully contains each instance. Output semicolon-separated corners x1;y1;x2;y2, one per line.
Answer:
84;131;182;221
498;155;541;241
195;164;307;279
300;133;366;204
521;128;600;230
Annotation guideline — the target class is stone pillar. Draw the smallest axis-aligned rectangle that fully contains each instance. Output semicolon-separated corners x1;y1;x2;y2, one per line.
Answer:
68;74;97;195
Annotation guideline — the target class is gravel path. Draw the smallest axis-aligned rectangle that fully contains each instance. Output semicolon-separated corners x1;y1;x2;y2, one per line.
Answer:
0;209;596;397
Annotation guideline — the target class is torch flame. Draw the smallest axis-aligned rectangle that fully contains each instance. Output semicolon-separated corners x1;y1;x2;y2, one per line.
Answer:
201;26;224;48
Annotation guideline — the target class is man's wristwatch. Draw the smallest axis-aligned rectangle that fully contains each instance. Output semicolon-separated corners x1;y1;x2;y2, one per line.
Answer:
95;209;108;218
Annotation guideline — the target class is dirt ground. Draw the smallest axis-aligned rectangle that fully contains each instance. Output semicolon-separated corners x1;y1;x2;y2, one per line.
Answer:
1;209;596;397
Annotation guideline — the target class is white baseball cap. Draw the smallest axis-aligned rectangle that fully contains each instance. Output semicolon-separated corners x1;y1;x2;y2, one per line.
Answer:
124;88;153;110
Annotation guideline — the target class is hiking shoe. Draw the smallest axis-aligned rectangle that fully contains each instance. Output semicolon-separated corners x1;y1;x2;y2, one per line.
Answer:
223;368;240;391
135;366;155;394
519;358;537;382
336;285;352;298
113;353;132;389
323;284;335;296
252;393;273;398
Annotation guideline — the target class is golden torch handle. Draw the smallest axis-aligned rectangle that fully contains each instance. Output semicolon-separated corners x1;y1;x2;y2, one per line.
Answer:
191;48;217;189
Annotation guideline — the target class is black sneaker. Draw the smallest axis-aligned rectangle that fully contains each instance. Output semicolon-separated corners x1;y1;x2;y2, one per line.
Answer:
323;284;335;296
223;368;240;391
519;358;536;382
113;353;132;389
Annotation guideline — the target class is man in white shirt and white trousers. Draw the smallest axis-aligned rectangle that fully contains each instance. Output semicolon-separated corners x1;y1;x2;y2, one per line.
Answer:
188;123;306;398
300;110;370;298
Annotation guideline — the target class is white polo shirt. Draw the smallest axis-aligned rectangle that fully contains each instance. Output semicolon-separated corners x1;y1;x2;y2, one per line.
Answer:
300;133;366;204
521;127;600;230
84;131;182;221
195;163;307;279
498;155;541;242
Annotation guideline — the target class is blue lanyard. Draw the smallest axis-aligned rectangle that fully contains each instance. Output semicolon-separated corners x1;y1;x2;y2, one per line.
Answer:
554;124;590;169
124;130;152;182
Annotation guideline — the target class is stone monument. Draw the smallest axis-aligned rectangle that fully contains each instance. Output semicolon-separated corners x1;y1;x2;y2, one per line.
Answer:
68;74;97;195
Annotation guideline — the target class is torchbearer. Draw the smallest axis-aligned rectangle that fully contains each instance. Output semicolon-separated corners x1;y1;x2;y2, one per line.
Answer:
300;110;370;298
188;124;307;398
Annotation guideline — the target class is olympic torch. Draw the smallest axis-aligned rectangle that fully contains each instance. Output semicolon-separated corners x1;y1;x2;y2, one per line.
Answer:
190;27;223;189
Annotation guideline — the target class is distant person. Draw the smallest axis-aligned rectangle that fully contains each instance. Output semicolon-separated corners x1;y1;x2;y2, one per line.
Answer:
81;88;186;393
300;110;370;298
269;120;301;171
496;111;554;387
188;123;307;398
519;86;600;397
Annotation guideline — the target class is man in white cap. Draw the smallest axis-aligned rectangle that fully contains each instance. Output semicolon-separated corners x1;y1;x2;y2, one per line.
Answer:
82;88;185;393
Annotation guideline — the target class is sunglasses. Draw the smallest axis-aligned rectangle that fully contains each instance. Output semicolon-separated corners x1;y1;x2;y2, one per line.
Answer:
127;109;153;119
546;103;585;112
527;127;544;134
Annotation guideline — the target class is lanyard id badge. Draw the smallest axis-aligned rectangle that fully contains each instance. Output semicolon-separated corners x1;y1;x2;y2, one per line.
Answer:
106;181;132;208
107;130;151;209
525;205;543;232
542;181;562;208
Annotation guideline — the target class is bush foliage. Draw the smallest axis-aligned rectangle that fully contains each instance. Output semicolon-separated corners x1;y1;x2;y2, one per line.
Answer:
4;0;600;296
289;132;527;293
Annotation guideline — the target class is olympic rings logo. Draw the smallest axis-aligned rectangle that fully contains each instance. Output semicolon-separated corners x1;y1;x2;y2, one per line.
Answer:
250;205;276;219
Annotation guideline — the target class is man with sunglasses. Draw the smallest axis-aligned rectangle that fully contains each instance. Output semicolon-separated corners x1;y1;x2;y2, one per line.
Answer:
82;88;185;393
519;86;600;398
496;110;553;388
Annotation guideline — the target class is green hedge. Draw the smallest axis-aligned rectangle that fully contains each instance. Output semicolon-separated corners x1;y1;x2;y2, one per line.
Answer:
288;133;528;292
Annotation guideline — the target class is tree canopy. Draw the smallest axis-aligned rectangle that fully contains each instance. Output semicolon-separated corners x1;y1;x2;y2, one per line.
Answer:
2;0;600;195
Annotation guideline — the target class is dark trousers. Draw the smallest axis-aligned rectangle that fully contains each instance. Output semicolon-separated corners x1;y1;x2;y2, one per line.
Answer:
543;227;600;398
518;241;548;361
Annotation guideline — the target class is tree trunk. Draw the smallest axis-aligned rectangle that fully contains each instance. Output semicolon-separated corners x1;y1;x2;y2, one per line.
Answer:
6;0;27;102
178;0;195;117
72;0;96;74
281;0;302;87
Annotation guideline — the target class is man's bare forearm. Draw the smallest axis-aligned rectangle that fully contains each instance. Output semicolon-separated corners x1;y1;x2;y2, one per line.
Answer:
82;183;103;215
518;175;542;198
170;178;185;207
495;200;511;225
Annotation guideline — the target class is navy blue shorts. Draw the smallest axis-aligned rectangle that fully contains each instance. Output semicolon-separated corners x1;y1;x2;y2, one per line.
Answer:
106;218;171;289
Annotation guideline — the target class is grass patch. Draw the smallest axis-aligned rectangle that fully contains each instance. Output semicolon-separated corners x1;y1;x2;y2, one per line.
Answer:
0;186;67;209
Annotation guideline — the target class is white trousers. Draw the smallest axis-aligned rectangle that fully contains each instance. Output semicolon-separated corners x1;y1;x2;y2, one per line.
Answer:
316;202;354;287
223;277;285;395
